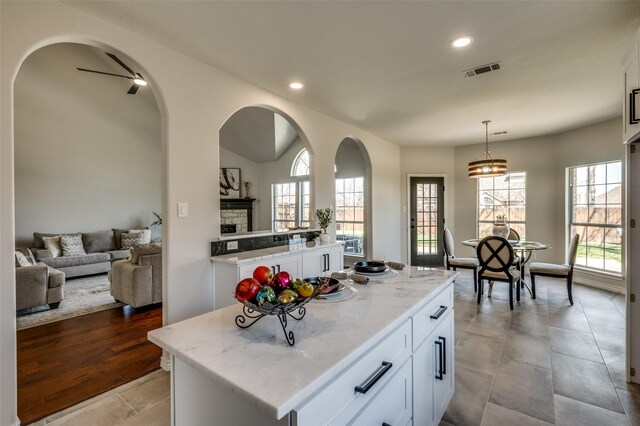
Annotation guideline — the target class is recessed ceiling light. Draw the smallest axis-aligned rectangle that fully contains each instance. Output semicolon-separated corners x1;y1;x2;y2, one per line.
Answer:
289;82;304;90
450;36;474;49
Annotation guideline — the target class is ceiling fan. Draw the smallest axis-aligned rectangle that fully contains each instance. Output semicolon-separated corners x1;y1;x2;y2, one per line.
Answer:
77;52;148;95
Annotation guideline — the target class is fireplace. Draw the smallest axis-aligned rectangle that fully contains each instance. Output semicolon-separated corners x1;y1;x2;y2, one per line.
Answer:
220;198;255;234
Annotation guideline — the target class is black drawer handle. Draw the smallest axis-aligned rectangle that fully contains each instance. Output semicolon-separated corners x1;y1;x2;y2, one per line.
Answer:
355;361;393;394
435;340;443;380
383;423;392;426
439;336;447;375
430;305;447;320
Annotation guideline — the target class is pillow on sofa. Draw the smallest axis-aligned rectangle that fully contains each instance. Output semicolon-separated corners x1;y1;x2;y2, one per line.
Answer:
60;233;86;256
33;232;59;249
129;229;151;244
14;247;36;267
121;232;146;249
82;230;115;253
42;236;62;258
113;228;149;249
130;243;162;264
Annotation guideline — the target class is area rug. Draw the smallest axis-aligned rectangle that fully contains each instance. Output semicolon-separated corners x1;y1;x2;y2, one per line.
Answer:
16;274;124;330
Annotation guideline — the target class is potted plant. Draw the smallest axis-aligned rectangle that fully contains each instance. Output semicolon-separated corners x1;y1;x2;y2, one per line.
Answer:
316;207;333;242
150;211;163;242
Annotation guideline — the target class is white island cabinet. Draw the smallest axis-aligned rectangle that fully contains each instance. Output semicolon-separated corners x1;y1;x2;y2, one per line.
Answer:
211;242;344;310
148;267;457;426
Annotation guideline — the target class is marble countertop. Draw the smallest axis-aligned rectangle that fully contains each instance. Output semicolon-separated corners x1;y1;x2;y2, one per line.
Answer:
148;266;457;419
210;241;344;264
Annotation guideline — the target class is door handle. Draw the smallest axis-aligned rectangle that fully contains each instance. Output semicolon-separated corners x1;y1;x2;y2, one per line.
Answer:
631;89;640;124
435;340;443;380
439;336;447;375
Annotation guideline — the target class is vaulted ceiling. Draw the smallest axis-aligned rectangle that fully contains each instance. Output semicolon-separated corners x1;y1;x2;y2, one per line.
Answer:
66;1;640;146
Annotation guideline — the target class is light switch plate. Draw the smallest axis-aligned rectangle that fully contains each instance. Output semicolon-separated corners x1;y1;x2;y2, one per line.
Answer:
178;202;188;218
227;241;238;250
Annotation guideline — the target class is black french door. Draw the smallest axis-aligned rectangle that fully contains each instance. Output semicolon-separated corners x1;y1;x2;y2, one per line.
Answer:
410;177;444;266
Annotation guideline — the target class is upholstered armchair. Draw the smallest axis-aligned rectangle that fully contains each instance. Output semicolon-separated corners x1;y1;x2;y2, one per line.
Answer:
109;245;162;308
15;250;65;310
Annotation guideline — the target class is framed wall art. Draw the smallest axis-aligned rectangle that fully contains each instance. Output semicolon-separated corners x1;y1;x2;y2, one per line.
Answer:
220;168;241;198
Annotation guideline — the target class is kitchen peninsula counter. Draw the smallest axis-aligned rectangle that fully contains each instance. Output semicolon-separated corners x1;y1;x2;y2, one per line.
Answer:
148;267;457;425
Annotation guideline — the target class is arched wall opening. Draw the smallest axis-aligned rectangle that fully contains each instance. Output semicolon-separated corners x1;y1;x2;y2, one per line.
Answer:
9;38;169;423
334;137;373;262
218;105;315;236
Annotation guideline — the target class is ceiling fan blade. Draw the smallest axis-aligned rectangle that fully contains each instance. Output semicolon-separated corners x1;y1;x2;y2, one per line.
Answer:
127;84;140;95
76;68;133;79
105;52;136;76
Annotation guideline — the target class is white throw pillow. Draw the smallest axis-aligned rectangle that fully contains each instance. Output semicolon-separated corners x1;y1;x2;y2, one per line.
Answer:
129;229;151;244
42;235;62;258
15;251;33;267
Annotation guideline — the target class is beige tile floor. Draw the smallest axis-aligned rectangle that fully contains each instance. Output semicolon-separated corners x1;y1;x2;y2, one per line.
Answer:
443;270;636;426
29;271;637;426
30;369;170;426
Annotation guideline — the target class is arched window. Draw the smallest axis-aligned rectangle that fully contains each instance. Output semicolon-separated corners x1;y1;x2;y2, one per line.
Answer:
273;149;311;231
291;148;310;177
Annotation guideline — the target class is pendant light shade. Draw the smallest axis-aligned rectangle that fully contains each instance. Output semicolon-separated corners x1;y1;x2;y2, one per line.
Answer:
468;120;508;178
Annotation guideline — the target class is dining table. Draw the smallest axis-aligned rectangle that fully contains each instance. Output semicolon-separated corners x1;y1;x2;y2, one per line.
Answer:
461;238;550;297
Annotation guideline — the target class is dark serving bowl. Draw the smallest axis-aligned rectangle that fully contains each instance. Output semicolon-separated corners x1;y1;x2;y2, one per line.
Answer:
303;276;340;294
353;261;388;274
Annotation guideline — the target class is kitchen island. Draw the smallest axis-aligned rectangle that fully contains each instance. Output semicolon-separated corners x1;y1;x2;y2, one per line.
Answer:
148;266;457;426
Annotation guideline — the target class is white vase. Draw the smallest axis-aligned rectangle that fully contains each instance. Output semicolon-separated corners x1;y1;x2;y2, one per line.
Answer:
319;233;330;242
491;223;509;238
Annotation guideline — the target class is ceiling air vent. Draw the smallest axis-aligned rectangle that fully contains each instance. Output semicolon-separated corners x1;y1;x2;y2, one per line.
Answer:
463;61;503;78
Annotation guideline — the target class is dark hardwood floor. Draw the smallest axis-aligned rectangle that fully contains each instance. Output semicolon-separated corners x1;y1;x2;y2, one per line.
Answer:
17;304;163;425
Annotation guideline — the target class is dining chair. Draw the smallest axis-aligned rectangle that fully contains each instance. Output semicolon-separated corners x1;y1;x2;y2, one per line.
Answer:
529;233;580;305
443;228;479;292
508;228;521;241
476;236;521;310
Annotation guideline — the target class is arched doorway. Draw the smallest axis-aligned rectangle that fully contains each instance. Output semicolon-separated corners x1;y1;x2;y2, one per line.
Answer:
12;41;168;423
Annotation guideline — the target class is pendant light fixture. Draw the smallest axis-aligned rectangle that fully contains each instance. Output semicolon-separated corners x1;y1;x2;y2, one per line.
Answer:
468;120;508;178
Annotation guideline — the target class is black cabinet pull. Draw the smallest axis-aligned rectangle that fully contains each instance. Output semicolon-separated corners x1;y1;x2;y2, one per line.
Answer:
271;266;276;275
631;89;640;125
439;336;447;375
383;423;392;426
326;253;330;271
435;340;443;380
355;361;393;394
430;305;447;320
277;264;281;273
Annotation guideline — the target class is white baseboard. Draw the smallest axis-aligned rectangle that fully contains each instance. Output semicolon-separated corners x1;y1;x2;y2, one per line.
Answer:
574;276;625;294
160;354;171;372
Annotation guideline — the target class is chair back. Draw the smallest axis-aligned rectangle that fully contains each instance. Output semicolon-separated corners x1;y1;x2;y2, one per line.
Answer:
568;233;580;268
477;236;514;273
443;228;455;258
507;227;521;241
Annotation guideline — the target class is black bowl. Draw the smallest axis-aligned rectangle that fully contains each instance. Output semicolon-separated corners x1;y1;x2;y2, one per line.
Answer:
303;276;340;294
353;261;387;273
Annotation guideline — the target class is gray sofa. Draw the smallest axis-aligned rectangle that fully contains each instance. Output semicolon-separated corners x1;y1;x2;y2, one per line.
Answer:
31;230;132;278
15;247;65;310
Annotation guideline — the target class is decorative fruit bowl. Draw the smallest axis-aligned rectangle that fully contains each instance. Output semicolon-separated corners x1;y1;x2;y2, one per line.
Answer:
234;268;328;346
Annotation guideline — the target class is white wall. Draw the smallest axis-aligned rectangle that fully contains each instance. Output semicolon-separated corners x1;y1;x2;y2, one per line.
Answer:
452;118;625;291
0;3;402;423
399;146;456;263
219;146;263;230
14;43;161;246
